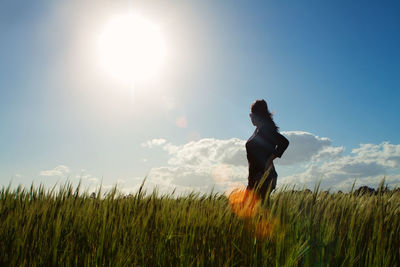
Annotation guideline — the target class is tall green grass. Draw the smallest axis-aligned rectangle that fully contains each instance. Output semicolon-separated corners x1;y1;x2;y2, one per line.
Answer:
0;180;399;266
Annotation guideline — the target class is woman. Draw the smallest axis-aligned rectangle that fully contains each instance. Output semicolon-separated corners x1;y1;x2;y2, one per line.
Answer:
245;99;289;201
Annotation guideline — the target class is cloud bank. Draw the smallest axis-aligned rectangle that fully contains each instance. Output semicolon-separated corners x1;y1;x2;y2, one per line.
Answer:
280;141;400;190
142;132;400;194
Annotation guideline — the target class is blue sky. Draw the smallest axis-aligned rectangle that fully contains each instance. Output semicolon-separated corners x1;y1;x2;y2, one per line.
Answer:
1;1;399;193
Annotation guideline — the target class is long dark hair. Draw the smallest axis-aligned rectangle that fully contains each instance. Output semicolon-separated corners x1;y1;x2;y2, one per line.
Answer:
250;99;279;131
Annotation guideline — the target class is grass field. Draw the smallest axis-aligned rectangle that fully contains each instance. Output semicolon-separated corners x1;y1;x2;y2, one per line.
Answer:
1;180;399;266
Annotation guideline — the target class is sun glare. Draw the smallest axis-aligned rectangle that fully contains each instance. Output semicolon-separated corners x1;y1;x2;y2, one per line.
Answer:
97;14;167;85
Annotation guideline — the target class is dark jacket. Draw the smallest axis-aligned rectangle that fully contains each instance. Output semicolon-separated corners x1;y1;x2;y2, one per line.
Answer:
246;122;289;184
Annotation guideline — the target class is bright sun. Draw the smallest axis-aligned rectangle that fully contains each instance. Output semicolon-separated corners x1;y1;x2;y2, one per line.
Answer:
97;14;167;85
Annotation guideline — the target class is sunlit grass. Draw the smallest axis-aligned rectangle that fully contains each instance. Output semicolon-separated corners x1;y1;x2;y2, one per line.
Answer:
0;179;399;266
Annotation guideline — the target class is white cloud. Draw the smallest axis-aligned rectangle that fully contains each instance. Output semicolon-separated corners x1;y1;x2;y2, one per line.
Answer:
164;138;247;167
39;165;70;177
145;164;247;196
279;141;400;191
142;133;400;195
76;169;100;183
276;131;339;165
312;146;345;162
160;132;342;168
144;132;333;194
141;138;167;148
351;142;400;168
140;137;250;195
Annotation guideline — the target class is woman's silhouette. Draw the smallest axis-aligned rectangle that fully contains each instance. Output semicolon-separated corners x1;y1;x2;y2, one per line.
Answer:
246;99;289;201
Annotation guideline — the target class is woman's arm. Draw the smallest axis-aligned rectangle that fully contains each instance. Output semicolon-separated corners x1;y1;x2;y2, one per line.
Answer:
271;131;289;158
259;126;289;159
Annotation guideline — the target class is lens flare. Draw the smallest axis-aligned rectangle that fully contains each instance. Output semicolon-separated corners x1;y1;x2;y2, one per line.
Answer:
228;187;281;239
255;213;279;239
228;188;261;218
